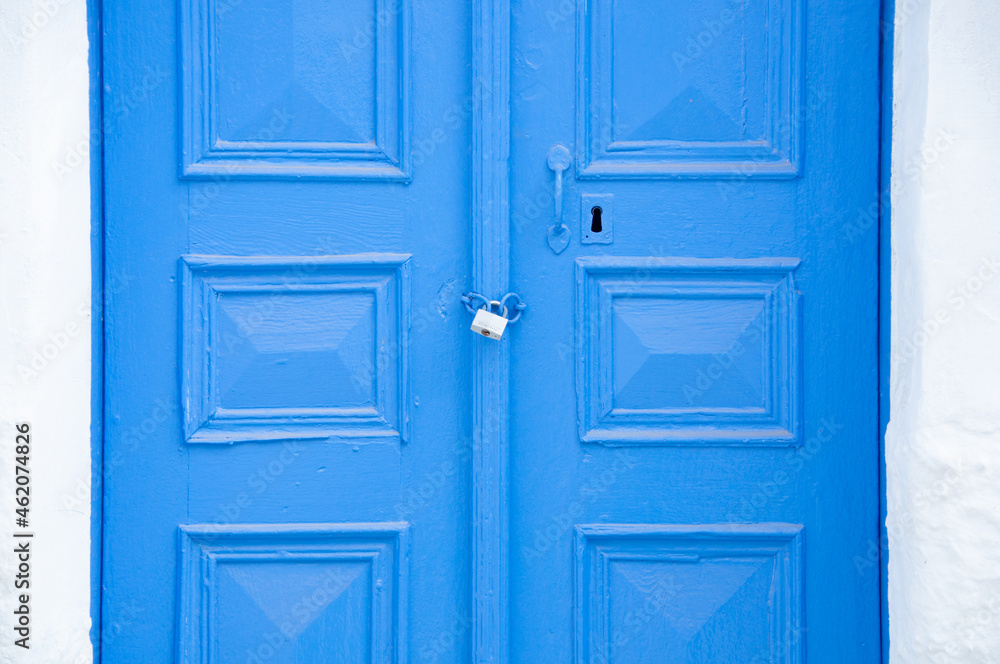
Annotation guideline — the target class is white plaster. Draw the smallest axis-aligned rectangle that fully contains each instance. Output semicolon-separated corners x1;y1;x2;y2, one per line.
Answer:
888;0;1000;661
0;1;93;662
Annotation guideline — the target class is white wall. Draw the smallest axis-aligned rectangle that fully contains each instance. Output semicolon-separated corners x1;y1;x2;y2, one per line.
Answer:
887;0;1000;661
0;1;93;662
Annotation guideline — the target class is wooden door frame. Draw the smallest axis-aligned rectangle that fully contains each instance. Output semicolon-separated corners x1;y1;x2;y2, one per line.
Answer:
87;0;894;661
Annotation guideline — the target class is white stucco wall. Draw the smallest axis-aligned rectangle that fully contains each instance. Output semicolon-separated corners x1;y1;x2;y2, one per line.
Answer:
0;1;93;662
887;0;1000;662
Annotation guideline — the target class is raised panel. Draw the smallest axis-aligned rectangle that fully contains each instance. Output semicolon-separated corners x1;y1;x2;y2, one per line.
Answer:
178;523;407;664
180;0;410;179
576;257;801;446
181;254;410;444
576;524;803;664
576;0;802;178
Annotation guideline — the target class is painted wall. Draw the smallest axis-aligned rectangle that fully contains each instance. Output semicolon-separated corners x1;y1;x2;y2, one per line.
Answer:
0;0;93;662
887;0;1000;661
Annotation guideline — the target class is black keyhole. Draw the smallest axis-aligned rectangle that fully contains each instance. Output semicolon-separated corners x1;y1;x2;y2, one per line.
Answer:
590;206;603;234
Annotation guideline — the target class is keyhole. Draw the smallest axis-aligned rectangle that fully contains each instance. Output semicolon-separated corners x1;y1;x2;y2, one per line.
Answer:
590;206;603;234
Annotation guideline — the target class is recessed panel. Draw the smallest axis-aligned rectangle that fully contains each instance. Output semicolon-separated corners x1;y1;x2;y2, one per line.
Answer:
576;524;803;664
577;0;802;178
181;255;410;444
181;0;409;179
213;0;376;145
178;524;407;664
215;290;377;411
611;297;767;411
576;257;800;446
611;1;766;145
214;559;373;664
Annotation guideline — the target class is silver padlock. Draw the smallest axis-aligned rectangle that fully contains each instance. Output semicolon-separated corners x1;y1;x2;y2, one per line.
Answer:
471;301;508;340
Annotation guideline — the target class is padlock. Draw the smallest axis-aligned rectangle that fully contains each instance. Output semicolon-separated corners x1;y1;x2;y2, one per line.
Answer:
470;303;508;340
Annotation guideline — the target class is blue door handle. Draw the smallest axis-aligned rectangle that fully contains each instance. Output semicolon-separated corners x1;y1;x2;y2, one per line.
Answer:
547;144;572;221
546;144;572;254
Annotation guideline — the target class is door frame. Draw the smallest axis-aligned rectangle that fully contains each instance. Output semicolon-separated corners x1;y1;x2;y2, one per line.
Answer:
878;1;895;661
86;0;895;661
88;0;104;659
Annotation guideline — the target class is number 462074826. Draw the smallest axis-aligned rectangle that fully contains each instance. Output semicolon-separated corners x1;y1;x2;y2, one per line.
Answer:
14;423;30;528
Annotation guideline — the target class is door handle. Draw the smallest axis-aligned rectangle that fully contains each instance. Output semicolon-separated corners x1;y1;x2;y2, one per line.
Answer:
547;144;571;221
546;144;572;254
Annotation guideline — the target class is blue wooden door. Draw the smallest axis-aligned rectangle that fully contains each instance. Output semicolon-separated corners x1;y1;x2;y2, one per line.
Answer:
102;0;473;661
103;0;881;661
508;0;880;662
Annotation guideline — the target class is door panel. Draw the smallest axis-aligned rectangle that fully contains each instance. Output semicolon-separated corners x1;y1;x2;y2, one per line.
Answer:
576;0;801;178
509;0;879;662
102;0;471;661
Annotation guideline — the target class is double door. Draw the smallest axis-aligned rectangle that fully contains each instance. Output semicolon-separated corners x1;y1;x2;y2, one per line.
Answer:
102;0;881;661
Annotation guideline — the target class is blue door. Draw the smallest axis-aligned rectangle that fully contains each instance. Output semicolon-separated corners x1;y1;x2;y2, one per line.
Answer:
102;0;473;660
103;0;881;662
508;0;880;662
